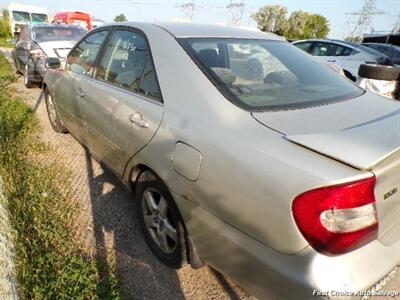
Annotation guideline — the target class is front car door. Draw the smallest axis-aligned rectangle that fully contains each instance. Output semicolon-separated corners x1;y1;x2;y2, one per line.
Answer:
81;27;163;176
57;29;109;144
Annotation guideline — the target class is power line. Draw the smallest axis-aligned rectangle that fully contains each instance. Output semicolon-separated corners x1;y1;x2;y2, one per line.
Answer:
226;0;246;26
345;0;386;38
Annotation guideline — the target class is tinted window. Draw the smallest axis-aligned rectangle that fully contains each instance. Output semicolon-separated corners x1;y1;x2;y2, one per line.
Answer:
31;13;48;23
138;61;162;100
33;26;86;43
311;42;350;56
66;30;108;76
181;38;363;111
294;42;313;52
97;29;161;100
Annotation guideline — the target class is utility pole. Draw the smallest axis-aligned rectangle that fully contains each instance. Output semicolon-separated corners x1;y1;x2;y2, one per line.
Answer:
345;0;385;39
392;14;400;33
176;0;198;22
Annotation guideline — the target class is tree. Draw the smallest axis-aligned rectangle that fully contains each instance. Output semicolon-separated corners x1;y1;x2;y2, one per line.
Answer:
286;10;309;39
114;13;127;22
252;5;288;36
253;5;330;40
0;17;11;38
303;14;329;39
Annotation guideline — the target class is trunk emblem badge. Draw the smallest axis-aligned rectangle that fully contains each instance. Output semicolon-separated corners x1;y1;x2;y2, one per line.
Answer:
384;187;398;200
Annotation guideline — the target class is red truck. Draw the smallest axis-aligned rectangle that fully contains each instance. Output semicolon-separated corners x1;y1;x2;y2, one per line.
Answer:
52;11;92;31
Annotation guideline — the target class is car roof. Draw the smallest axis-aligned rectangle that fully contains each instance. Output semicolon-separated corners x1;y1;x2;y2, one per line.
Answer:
105;22;284;41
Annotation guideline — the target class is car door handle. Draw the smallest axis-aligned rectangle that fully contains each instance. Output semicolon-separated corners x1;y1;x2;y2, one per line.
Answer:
129;113;149;128
327;59;336;63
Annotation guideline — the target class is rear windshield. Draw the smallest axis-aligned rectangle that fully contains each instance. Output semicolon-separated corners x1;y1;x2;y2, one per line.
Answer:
33;26;86;43
180;38;364;111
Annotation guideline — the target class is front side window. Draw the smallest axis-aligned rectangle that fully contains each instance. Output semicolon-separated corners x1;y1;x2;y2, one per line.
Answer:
180;38;363;111
96;29;161;101
66;30;108;76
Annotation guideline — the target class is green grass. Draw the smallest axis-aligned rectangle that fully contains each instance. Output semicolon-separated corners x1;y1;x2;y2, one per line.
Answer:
0;37;14;48
0;52;122;299
0;51;15;85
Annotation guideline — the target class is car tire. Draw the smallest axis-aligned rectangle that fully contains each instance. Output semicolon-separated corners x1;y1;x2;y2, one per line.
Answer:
358;64;400;81
44;88;68;133
24;63;36;88
135;171;186;268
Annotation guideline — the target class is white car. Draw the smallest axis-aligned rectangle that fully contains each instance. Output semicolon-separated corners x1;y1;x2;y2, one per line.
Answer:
292;39;393;81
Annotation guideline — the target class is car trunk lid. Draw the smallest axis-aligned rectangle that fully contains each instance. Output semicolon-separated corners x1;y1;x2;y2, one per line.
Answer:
252;92;400;244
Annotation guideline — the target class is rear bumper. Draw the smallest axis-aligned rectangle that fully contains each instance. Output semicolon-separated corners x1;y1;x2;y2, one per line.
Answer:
173;193;400;300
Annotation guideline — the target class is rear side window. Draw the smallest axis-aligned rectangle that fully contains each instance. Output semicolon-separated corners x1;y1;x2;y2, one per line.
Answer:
293;42;313;52
311;42;349;56
96;29;161;101
138;61;162;99
66;30;108;76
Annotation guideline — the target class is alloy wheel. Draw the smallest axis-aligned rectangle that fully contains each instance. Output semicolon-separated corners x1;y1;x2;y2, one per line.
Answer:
46;93;57;125
142;188;178;254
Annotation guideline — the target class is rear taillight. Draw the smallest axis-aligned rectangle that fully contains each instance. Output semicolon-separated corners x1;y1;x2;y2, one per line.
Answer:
292;176;378;255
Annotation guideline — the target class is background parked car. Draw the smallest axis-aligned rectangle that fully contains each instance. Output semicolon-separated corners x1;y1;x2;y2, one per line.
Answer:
363;43;400;65
11;23;86;88
292;39;393;81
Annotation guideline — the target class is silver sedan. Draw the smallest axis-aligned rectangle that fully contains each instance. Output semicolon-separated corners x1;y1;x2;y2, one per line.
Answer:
42;22;400;300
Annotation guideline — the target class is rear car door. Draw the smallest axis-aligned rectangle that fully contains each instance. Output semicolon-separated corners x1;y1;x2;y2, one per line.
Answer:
59;29;109;144
81;27;163;176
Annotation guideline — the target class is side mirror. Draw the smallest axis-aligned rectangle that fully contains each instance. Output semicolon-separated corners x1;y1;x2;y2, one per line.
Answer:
45;57;61;69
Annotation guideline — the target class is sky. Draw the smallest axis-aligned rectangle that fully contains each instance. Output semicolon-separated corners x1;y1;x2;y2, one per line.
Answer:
1;0;399;38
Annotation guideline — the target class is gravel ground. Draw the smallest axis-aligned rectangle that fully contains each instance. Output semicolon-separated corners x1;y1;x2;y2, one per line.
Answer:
0;48;255;300
0;178;18;300
2;47;400;300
